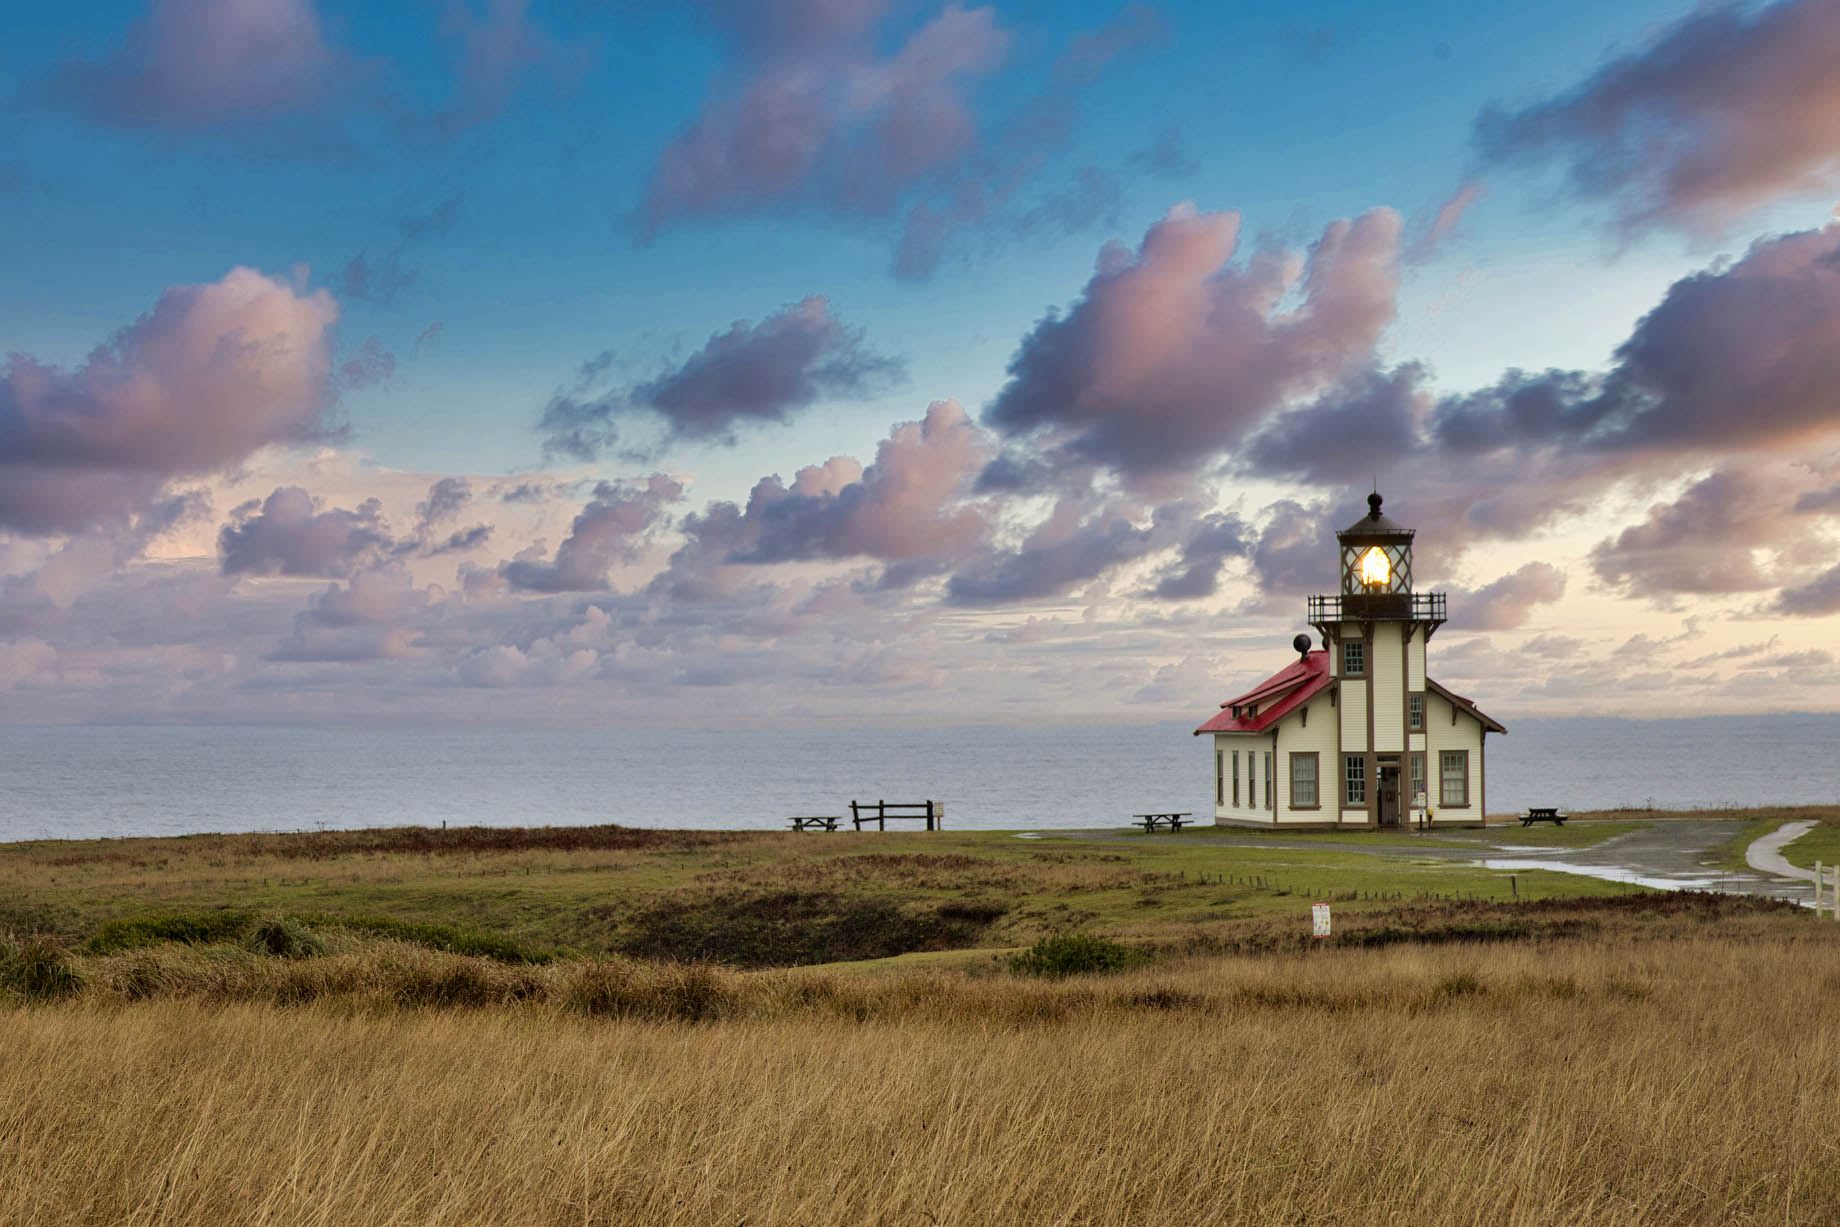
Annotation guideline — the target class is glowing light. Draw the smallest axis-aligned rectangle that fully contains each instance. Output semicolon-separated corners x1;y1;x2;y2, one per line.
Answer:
1358;547;1390;587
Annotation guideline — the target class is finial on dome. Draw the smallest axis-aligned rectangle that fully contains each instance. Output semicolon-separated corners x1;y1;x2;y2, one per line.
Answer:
1367;490;1384;520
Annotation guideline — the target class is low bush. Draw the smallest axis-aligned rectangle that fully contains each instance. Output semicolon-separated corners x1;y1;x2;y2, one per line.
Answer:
1009;933;1145;979
244;915;326;959
86;910;256;954
0;934;84;1000
300;914;548;964
618;890;1000;968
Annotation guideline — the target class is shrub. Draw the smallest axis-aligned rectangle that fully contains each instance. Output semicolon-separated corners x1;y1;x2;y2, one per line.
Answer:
1;934;84;1000
1009;933;1145;979
244;916;326;959
86;910;256;954
618;891;999;968
300;914;547;964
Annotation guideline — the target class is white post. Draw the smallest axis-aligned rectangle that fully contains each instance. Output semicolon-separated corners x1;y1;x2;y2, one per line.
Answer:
1819;862;1826;919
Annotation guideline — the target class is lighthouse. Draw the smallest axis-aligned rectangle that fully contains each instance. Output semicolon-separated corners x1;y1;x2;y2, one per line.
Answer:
1194;493;1505;829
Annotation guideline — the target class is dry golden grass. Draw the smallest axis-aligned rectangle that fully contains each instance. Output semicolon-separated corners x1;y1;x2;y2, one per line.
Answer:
5;928;1839;1226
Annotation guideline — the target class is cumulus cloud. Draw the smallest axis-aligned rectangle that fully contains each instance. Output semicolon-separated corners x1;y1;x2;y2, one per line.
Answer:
0;267;339;533
1146;510;1251;600
945;496;1172;606
269;565;431;661
1450;561;1568;630
1777;563;1840;616
1475;0;1840;234
661;399;990;595
540;296;903;459
500;475;684;593
642;2;1009;231
983;204;1402;485
219;487;391;578
49;0;351;133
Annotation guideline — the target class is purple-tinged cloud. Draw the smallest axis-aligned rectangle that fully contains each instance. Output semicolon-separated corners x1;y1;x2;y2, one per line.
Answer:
642;3;1009;231
945;495;1175;607
1435;223;1840;458
1243;363;1429;484
1450;562;1567;630
1476;0;1840;234
340;249;415;305
50;0;348;131
1146;511;1251;601
415;477;473;531
269;565;431;662
0;267;339;534
541;296;902;458
1406;180;1486;263
338;337;396;388
984;205;1402;486
1590;466;1835;598
663;400;990;596
501;475;684;593
220;487;391;578
1777;564;1840;616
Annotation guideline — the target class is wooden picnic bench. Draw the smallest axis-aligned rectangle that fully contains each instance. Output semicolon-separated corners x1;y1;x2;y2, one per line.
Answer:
850;800;944;831
788;815;841;831
1133;812;1192;832
1521;807;1567;827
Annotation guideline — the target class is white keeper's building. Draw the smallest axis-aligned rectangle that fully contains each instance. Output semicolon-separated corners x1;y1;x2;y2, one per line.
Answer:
1195;493;1505;829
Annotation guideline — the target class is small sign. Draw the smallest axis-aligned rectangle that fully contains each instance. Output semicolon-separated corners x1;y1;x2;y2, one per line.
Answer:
1311;903;1331;938
1412;791;1428;809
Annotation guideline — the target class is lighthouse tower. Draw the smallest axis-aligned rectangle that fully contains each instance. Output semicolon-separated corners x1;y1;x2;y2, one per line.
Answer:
1195;493;1504;829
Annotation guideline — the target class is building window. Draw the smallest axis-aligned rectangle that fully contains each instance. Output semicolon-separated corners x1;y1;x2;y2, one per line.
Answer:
1408;693;1424;731
1290;753;1319;809
1410;752;1426;807
1216;751;1223;807
1265;752;1274;812
1342;640;1365;676
1247;754;1256;809
1344;754;1366;807
1440;750;1470;807
1232;752;1240;807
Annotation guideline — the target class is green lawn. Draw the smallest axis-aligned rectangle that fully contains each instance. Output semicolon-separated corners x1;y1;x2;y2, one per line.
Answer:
1781;822;1840;871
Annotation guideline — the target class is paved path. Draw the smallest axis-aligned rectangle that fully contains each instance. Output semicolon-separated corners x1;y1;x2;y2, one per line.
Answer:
1088;819;1822;903
1745;820;1819;883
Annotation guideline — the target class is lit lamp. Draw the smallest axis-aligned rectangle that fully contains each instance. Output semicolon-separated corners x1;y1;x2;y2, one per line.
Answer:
1358;546;1390;589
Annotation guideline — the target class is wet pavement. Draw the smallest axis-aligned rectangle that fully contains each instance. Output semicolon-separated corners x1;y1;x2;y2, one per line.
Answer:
1091;819;1820;904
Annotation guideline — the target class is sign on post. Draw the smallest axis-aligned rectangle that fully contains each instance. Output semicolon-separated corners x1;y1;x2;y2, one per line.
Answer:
1311;902;1331;938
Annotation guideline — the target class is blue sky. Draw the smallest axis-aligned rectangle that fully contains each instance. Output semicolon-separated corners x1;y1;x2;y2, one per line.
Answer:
3;0;1840;725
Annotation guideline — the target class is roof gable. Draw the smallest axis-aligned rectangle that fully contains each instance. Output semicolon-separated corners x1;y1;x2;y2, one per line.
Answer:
1194;650;1333;735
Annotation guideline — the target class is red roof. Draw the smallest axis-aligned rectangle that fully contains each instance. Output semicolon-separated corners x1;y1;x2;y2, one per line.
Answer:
1193;650;1332;735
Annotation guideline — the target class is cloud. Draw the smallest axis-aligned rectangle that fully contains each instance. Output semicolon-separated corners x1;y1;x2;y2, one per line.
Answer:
269;564;430;661
0;267;339;533
219;487;391;578
1146;511;1251;600
539;296;903;459
983;204;1402;486
1777;563;1840;616
1450;561;1567;630
500;475;684;593
1242;363;1430;485
1584;461;1840;602
415;477;473;532
1475;0;1840;234
431;0;584;135
338;337;396;388
945;495;1173;606
661;399;990;594
49;0;352;133
1406;180;1486;263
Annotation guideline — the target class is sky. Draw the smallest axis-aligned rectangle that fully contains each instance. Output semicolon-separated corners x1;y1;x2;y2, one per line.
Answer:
4;0;1840;727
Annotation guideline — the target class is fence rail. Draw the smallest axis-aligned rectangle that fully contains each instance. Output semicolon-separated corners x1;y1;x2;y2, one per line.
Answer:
1307;591;1447;624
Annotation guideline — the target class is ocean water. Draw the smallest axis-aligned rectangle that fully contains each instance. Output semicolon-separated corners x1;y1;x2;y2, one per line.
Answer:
2;714;1836;843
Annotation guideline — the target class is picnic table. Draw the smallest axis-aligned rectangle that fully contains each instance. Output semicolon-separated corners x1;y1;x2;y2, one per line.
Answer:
788;815;841;831
1133;812;1192;832
1521;807;1567;827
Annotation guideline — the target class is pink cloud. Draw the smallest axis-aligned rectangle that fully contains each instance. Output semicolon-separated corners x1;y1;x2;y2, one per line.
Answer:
0;267;339;533
1476;0;1840;234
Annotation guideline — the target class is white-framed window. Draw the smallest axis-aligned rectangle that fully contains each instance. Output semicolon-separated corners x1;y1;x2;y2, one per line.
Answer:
1265;752;1274;812
1344;754;1366;806
1408;692;1424;731
1410;752;1426;807
1232;752;1240;807
1216;751;1224;807
1247;753;1256;809
1290;753;1319;808
1440;750;1470;807
1342;640;1365;676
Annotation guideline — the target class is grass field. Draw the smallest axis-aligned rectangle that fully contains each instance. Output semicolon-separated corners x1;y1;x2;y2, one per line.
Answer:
6;812;1838;1224
4;920;1837;1226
